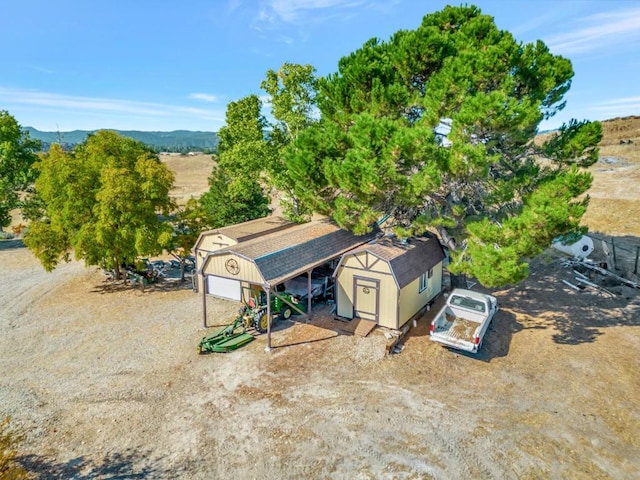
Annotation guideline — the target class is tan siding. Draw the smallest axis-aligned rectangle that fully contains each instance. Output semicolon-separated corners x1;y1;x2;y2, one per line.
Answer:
335;253;398;328
202;252;265;285
375;274;398;329
398;261;443;327
195;233;238;292
336;278;352;318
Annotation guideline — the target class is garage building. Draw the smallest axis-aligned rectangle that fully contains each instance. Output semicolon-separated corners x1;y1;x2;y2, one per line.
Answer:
192;216;295;300
199;218;381;348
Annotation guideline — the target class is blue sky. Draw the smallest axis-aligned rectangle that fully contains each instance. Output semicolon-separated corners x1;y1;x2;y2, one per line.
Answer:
1;0;639;132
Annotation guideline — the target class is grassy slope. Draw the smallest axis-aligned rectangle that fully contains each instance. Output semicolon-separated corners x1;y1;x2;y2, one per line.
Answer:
582;116;640;236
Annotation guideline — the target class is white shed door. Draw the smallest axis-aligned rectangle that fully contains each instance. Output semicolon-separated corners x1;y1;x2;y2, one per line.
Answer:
206;276;241;301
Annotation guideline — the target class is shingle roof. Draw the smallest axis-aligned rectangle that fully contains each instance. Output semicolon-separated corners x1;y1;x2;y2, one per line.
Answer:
348;234;445;289
193;216;294;251
214;218;380;286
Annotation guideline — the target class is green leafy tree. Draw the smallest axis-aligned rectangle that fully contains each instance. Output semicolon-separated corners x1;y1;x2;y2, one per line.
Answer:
200;95;270;226
261;62;318;221
24;131;175;279
0;111;40;229
285;5;602;287
169;198;210;281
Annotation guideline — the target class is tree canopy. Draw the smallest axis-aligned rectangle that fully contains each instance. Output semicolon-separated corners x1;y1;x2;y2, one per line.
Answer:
200;95;271;227
24;131;175;278
282;5;602;287
0;111;40;229
261;62;318;221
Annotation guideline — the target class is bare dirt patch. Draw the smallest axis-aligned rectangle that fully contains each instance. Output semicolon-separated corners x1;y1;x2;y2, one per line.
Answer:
1;244;639;479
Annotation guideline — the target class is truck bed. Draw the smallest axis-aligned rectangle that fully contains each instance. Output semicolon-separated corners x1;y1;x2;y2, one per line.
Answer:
436;313;481;343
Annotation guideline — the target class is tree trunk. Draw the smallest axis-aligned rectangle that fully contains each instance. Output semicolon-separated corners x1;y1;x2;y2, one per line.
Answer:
437;226;467;289
437;226;457;251
114;261;122;281
450;273;468;289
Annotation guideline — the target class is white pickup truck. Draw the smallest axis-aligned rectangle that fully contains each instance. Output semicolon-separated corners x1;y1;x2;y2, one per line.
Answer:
429;288;498;353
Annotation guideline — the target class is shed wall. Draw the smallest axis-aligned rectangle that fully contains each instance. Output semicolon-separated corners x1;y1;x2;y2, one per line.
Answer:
335;252;399;329
398;261;443;327
195;234;238;292
202;252;265;286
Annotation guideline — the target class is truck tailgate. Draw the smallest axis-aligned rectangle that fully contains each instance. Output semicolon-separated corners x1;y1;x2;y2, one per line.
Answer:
431;313;482;350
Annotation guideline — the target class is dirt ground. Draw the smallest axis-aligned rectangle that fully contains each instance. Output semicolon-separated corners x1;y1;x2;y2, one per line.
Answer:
2;120;640;478
1;238;639;479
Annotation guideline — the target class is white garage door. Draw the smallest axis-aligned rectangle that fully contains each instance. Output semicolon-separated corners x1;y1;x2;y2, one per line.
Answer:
206;276;241;301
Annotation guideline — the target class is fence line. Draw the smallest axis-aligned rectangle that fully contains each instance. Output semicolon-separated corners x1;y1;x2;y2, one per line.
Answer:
587;233;640;276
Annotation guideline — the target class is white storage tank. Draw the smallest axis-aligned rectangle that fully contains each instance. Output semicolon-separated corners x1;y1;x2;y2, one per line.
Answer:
552;234;594;259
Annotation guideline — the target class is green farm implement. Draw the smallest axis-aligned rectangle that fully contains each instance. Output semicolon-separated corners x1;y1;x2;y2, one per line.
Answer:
198;307;256;353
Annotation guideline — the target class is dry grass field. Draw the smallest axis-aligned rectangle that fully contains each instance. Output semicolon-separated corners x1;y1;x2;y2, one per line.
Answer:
1;118;639;479
160;153;214;206
582;116;640;236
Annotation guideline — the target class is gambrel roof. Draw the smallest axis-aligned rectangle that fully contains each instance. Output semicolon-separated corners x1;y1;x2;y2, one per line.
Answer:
201;218;381;287
193;215;294;252
337;234;445;289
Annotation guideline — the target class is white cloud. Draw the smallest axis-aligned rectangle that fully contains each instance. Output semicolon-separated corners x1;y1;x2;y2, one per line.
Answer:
28;65;56;75
0;87;226;131
254;0;392;27
0;88;163;116
545;6;640;55
263;0;363;23
189;93;219;103
590;96;640;117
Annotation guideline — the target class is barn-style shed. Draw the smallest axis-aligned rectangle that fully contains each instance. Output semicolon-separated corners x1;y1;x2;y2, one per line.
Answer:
193;216;295;299
200;218;380;348
333;234;445;330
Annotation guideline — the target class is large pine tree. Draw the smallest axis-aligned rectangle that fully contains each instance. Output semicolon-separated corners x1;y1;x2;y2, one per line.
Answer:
284;5;602;287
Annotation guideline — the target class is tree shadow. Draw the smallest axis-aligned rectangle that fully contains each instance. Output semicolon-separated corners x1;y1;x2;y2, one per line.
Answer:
0;238;25;250
490;247;640;346
399;294;524;362
17;449;185;479
421;308;527;363
91;276;194;295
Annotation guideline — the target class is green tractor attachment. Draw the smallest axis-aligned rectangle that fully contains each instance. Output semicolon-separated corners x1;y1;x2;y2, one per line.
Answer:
198;307;256;353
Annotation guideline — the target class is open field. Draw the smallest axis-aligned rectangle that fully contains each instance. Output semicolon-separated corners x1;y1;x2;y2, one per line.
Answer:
1;117;639;478
581;116;640;236
160;153;214;206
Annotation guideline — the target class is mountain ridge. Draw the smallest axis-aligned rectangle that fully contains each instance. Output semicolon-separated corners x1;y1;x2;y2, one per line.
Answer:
24;127;218;153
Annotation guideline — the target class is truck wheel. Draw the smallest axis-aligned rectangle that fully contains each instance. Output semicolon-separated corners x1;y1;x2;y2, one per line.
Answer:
280;306;292;320
254;311;269;333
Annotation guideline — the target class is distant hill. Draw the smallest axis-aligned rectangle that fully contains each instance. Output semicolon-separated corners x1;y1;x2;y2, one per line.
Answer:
24;127;218;153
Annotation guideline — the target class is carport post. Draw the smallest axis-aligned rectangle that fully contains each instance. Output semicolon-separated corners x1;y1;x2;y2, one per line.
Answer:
201;272;207;328
306;270;313;320
265;288;272;352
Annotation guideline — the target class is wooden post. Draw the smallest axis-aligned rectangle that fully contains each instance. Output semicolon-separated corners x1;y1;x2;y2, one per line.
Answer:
202;273;207;329
307;270;313;321
634;246;640;275
266;288;272;352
